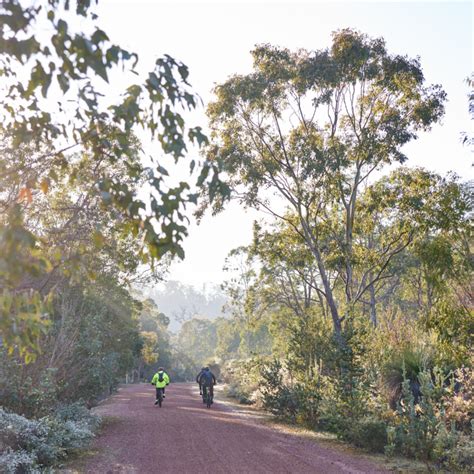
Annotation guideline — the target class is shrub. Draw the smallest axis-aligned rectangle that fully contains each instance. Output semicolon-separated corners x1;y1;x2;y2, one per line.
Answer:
293;380;323;428
222;356;267;405
55;402;101;432
0;353;58;418
441;427;474;473
259;359;298;419
344;417;388;453
382;347;433;409
385;367;440;460
384;366;466;464
316;371;372;438
0;404;100;471
0;449;37;474
258;360;323;423
0;409;51;462
443;367;474;434
224;382;254;405
258;354;373;434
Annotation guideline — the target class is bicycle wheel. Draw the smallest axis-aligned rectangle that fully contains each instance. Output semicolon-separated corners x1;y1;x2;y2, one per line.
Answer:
206;395;211;408
158;388;163;407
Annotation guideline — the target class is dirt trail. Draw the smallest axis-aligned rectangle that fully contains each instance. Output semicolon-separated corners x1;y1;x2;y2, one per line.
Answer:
71;383;388;473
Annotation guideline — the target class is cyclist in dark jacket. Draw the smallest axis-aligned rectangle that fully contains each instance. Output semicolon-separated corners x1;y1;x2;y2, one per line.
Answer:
196;367;206;395
196;367;216;399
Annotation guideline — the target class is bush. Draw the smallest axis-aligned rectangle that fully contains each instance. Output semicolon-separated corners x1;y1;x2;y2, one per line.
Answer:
384;365;473;467
385;367;445;461
55;402;101;431
258;355;373;434
258;360;321;423
441;427;474;472
443;367;474;434
293;381;323;428
0;449;37;474
344;417;388;453
382;347;433;409
0;410;52;464
260;359;298;419
240;349;471;468
0;353;58;418
224;382;254;405
0;404;101;471
222;357;266;405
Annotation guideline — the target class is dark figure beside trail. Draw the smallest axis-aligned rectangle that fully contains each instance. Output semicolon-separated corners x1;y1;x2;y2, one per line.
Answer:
196;367;216;401
196;367;206;395
151;367;170;405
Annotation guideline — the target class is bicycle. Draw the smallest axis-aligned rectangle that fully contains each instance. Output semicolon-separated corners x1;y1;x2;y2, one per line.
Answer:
202;385;213;408
155;387;164;407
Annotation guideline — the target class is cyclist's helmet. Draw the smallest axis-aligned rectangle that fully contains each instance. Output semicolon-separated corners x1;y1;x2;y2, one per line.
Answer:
158;367;164;371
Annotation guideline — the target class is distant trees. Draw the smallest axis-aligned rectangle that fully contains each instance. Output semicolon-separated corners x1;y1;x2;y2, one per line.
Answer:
177;318;217;366
133;298;172;381
145;281;228;329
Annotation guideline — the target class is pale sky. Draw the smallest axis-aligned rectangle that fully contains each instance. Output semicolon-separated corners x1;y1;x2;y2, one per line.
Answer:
97;0;473;288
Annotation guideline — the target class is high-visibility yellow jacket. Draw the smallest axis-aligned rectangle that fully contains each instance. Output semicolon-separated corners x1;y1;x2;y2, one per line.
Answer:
151;371;170;389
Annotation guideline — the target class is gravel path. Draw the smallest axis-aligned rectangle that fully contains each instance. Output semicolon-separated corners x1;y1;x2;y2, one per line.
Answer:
73;383;389;473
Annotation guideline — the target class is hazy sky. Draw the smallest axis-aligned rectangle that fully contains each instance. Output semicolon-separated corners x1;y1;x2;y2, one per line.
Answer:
97;0;473;287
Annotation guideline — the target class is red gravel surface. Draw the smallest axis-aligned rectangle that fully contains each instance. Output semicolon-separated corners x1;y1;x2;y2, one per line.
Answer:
75;383;388;473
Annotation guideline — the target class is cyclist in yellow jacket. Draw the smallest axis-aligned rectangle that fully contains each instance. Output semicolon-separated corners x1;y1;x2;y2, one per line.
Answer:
151;367;170;405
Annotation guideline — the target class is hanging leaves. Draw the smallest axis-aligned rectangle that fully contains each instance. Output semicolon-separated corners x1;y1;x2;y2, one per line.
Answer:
0;0;227;361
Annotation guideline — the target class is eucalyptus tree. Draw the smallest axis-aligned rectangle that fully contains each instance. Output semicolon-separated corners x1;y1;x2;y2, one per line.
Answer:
362;169;472;359
353;167;471;327
250;221;326;319
177;318;217;366
221;244;268;353
249;222;333;374
206;29;446;343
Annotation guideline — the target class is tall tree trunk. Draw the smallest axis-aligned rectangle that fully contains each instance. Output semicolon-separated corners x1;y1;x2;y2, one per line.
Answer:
369;279;377;327
298;209;343;346
367;236;377;327
305;232;343;341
